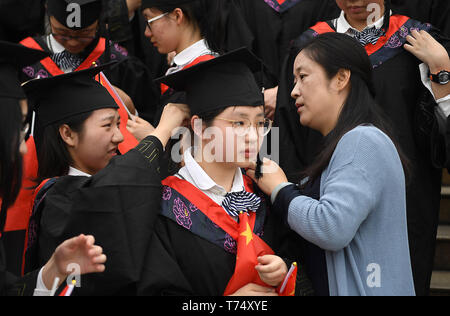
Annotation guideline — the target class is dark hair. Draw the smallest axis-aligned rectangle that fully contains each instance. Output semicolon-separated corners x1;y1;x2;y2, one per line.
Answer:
36;111;93;183
298;32;410;186
380;0;391;36
0;98;24;232
154;0;227;54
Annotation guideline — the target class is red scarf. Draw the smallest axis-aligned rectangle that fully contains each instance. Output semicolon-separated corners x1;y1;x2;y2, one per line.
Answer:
162;175;297;296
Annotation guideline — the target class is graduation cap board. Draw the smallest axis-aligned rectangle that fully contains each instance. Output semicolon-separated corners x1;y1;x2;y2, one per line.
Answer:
156;47;265;116
0;41;51;100
23;62;119;127
141;0;197;10
47;0;102;30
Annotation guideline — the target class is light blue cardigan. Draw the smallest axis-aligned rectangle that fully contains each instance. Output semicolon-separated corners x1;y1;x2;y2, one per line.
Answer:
278;126;415;296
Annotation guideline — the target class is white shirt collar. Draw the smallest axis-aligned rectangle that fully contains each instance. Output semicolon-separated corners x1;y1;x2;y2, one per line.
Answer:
46;34;66;54
335;10;392;34
180;148;245;195
68;167;92;177
165;39;214;75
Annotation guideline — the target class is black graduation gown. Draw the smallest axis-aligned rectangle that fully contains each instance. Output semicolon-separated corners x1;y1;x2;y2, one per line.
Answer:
230;0;339;87
19;36;159;124
0;0;45;43
275;17;450;296
391;0;450;37
24;136;164;296
0;240;39;296
137;175;314;296
0;24;7;41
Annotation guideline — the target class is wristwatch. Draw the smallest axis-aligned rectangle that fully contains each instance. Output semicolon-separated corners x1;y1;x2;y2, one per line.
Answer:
430;70;450;85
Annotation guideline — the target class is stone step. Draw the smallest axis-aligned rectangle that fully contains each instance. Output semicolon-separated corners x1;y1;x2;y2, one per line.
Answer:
430;271;450;296
440;187;450;224
434;225;450;271
443;170;450;186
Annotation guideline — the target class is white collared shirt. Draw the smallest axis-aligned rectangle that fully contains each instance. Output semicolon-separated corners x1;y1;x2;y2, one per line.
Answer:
45;34;76;73
68;167;92;177
334;10;388;35
333;10;450;116
46;34;66;54
177;148;245;213
165;39;216;75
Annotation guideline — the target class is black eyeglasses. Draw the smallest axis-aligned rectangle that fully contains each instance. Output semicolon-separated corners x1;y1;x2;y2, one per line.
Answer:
50;22;99;44
52;33;97;43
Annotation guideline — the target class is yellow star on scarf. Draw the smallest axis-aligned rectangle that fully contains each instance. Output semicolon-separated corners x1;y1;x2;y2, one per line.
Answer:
241;222;253;246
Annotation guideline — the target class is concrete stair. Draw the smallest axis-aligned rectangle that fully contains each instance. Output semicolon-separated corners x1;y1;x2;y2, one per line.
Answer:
430;171;450;296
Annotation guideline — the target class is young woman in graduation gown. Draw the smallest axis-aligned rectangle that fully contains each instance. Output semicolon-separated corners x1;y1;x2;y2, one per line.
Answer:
140;0;227;127
133;48;314;296
21;65;190;295
0;41;106;296
18;0;159;124
229;0;340;119
275;0;450;296
248;33;415;296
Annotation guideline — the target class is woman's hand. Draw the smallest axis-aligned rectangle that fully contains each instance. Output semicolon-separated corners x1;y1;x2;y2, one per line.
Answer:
127;115;155;142
151;103;190;148
126;0;142;18
255;255;288;287
245;158;288;196
404;30;450;73
229;283;278;296
42;234;107;290
264;86;278;120
112;85;136;115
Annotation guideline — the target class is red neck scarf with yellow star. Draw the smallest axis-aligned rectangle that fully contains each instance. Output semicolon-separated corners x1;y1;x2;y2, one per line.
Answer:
162;175;274;294
162;175;297;296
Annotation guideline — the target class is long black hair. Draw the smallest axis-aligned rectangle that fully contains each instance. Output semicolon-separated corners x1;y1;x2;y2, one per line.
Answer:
0;98;24;232
36;111;93;184
152;0;227;54
298;32;410;186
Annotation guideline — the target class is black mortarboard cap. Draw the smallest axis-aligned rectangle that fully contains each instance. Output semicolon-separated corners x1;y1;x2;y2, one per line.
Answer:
142;0;196;10
156;47;265;116
23;62;119;127
0;41;50;99
47;0;102;30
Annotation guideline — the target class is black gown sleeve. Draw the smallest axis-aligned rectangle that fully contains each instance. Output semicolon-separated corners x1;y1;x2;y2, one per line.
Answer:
4;270;39;296
1;240;39;296
413;29;450;169
36;136;165;295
